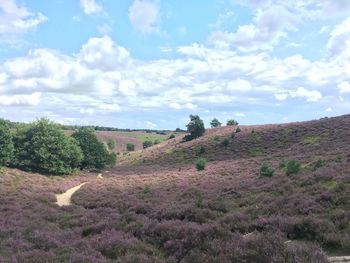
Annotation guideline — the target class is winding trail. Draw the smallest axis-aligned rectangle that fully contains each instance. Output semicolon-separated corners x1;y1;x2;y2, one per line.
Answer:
55;183;86;207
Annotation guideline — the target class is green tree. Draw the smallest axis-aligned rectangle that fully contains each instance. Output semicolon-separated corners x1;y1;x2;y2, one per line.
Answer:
210;118;222;128
12;118;83;175
72;128;111;170
185;115;205;141
0;119;14;166
226;119;239;126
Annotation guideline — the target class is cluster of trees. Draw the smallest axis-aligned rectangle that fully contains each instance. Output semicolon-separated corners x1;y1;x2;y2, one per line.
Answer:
184;115;239;141
0;118;116;175
210;118;239;128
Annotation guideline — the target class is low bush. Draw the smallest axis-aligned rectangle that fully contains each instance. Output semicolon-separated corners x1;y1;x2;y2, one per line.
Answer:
222;138;229;147
286;160;301;175
198;146;206;154
107;139;116;150
260;162;275;177
143;140;153;149
236;127;241;133
127;143;135;151
196;158;207;171
168;134;176;139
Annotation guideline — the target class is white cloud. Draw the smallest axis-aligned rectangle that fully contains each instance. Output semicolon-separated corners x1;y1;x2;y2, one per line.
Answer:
128;0;160;34
80;0;103;15
227;78;252;92
0;0;47;36
338;81;350;94
146;121;157;129
327;17;350;57
0;92;41;106
326;107;332;112
235;112;246;117
78;36;130;71
290;87;322;102
98;103;121;112
274;93;289;101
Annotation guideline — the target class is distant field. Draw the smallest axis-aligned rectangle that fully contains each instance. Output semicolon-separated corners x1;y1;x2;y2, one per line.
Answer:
64;130;173;152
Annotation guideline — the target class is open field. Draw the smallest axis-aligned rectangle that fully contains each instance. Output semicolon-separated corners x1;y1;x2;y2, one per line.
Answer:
1;115;350;262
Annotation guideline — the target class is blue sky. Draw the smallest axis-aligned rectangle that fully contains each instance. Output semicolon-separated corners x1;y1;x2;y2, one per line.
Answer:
0;0;350;129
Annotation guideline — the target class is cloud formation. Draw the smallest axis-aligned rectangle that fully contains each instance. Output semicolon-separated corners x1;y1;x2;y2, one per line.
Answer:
80;0;103;15
128;0;161;34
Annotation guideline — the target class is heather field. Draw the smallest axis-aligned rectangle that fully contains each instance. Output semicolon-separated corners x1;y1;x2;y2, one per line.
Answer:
1;115;350;262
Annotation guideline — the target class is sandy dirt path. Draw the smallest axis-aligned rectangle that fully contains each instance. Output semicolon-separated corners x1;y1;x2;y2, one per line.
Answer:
55;183;86;207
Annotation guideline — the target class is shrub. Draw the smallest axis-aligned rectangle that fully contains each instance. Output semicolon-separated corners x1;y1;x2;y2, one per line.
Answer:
107;152;117;166
198;146;206;154
286;160;301;175
72;128;111;170
196;158;207;171
227;119;238;126
185;115;205;141
143;140;153;149
236;127;241;133
210;118;221;128
260;162;275;177
126;143;135;151
0;119;14;166
168;134;176;139
13;118;83;174
107;139;116;150
313;159;325;171
222;138;229;147
143;185;152;194
153;139;160;145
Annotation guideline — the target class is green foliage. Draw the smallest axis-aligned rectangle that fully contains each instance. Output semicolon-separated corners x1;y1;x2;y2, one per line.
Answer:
236;127;241;133
185;115;205;141
196;158;207;171
13;118;83;175
107;139;116;151
260;162;275;177
313;159;325;171
210;118;221;128
126;143;135;151
143;140;153;149
0;119;14;166
107;152;117;166
198;146;206;154
194;192;203;208
153;139;160;145
286;160;301;175
226;119;239;126
168;134;176;139
222;138;229;147
143;185;152;194
72;128;111;170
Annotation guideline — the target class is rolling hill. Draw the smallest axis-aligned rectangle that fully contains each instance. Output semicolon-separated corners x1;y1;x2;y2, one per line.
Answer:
0;115;349;262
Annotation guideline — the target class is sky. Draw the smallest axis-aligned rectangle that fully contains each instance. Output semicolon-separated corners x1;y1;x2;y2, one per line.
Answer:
0;0;350;129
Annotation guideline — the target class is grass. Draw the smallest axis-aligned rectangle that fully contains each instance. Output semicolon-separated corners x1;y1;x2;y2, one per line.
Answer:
303;135;321;145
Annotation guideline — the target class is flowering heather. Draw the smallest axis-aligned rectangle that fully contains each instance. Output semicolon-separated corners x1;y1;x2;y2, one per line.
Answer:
1;115;350;262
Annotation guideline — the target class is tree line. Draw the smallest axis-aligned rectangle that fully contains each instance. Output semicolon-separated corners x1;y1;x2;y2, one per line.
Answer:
0;118;116;175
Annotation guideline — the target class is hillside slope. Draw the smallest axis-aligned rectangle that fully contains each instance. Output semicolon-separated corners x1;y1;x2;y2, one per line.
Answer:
119;114;350;169
0;115;349;262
